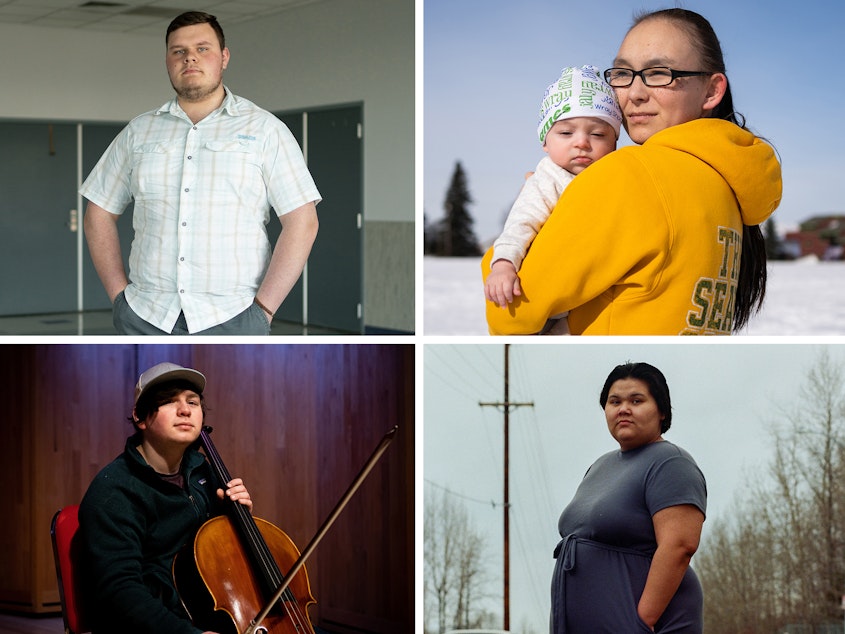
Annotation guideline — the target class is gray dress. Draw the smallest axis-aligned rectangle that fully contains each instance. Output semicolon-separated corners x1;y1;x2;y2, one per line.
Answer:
551;441;707;633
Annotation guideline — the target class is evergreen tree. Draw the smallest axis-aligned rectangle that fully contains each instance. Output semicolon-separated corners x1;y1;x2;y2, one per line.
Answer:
441;161;481;256
764;218;784;260
423;212;439;255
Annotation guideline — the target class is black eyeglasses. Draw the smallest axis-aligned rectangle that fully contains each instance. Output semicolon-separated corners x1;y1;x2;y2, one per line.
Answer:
604;67;712;88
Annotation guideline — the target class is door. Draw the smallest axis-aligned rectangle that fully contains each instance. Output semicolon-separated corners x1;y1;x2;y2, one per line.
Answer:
306;106;363;333
0;122;77;314
81;123;133;310
274;105;363;333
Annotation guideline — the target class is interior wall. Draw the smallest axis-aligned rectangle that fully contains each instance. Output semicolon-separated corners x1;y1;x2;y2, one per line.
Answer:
0;23;166;122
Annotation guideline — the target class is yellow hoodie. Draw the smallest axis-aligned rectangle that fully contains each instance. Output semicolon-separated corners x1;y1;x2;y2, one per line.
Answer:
482;119;782;335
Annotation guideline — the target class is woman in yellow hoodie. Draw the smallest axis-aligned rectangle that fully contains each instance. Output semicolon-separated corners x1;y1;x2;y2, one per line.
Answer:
483;9;782;336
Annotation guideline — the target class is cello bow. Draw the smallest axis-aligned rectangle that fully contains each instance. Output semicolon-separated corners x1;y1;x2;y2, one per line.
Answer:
244;425;398;634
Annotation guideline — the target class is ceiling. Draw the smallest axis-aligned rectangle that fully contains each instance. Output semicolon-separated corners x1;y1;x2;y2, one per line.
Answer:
0;0;323;35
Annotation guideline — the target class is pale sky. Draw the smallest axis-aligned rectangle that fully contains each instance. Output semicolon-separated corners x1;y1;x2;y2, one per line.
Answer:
424;0;845;244
423;341;845;632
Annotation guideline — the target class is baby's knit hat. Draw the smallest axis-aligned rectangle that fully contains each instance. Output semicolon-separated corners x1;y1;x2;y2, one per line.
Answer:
537;65;623;143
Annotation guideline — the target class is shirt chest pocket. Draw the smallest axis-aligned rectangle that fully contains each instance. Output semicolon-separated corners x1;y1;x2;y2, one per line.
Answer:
130;140;185;200
201;140;266;206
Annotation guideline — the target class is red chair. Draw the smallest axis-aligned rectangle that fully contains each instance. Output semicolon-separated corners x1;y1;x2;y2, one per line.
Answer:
51;505;91;634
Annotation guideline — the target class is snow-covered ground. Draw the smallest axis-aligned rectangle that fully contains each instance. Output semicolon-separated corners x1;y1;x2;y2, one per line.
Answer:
423;256;845;336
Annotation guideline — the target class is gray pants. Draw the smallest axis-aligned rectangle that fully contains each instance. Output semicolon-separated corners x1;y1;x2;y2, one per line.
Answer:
113;291;271;336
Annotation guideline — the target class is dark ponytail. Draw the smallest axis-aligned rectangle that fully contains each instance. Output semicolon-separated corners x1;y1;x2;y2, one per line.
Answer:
633;9;767;329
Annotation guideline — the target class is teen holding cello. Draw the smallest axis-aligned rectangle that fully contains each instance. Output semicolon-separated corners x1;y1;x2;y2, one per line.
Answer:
78;362;255;634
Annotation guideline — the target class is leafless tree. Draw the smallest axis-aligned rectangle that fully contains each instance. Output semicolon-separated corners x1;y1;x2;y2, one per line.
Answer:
424;489;493;633
697;351;845;633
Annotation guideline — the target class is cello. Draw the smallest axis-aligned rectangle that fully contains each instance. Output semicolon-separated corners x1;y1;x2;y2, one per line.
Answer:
173;425;397;634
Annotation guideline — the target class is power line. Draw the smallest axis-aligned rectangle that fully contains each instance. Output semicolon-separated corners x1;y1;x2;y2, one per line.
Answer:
425;345;503;401
424;478;505;508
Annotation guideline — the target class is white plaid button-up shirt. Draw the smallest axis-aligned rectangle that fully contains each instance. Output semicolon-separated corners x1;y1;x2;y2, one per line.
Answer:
80;88;321;333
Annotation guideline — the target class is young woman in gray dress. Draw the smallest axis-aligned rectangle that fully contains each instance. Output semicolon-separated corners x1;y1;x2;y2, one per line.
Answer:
551;362;706;633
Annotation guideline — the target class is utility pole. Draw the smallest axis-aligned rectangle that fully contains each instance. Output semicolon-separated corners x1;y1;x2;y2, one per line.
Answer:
479;343;534;632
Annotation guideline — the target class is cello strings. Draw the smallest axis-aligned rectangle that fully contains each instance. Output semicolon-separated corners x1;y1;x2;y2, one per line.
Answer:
202;430;311;630
202;431;282;591
237;506;311;630
230;500;311;630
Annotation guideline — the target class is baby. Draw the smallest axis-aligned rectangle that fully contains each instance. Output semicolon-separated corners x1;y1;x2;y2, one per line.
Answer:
484;65;622;334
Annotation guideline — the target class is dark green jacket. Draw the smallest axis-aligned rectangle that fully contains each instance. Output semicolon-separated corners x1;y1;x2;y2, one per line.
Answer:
79;432;220;634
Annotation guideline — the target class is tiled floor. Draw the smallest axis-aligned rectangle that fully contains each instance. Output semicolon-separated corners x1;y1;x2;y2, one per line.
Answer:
0;310;351;336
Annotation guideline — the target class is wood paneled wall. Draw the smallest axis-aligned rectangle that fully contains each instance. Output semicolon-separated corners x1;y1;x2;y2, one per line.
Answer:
0;344;414;633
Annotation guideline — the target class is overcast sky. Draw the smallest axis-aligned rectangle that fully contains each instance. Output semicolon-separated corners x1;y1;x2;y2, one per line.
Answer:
423;341;845;632
424;0;845;243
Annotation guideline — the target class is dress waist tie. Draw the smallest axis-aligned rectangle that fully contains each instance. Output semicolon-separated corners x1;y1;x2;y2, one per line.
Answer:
553;533;578;571
550;534;579;634
552;534;654;634
554;534;654;569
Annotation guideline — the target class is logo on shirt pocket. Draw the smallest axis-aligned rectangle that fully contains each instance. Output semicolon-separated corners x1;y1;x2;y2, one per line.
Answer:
202;140;264;204
204;140;255;153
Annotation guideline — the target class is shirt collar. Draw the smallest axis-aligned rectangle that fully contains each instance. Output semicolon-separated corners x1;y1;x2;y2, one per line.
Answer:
155;86;240;120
